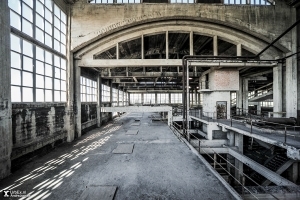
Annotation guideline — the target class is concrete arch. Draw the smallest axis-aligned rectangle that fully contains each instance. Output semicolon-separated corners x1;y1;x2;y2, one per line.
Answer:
75;18;289;61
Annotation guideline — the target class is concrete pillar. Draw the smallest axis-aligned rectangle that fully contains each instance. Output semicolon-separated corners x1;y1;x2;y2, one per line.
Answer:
155;93;157;105
190;31;193;56
237;77;243;115
242;78;249;114
166;31;169;59
116;43;119;59
297;7;300;125
0;0;12;179
213;36;218;56
286;52;297;118
237;44;242;56
65;4;75;142
257;102;262;116
122;88;124;106
234;132;243;184
97;76;102;127
74;60;81;138
141;35;144;59
128;92;130;105
273;60;282;117
110;81;113;118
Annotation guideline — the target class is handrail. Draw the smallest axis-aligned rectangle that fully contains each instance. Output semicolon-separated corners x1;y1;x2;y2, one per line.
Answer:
169;124;285;199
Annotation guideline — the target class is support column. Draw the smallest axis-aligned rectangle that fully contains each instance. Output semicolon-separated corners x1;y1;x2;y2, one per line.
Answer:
273;60;282;117
242;78;249;114
234;132;243;184
237;77;243;115
237;44;242;56
97;76;102;127
65;5;75;142
190;31;193;56
286;52;298;118
166;31;169;59
213;35;218;56
141;35;144;59
0;0;12;179
155;93;158;105
257;102;262;116
74;60;81;138
116;43;119;60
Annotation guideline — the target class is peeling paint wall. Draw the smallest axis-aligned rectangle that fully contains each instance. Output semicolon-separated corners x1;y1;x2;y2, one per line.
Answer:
11;104;69;161
81;103;97;131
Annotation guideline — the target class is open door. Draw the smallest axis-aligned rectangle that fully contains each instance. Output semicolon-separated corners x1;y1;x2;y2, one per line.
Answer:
216;101;227;119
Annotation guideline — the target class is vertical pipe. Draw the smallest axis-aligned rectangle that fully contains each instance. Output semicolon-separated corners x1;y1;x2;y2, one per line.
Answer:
187;61;190;141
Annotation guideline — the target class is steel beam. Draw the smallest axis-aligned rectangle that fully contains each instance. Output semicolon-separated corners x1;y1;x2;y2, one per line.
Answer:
228;148;297;186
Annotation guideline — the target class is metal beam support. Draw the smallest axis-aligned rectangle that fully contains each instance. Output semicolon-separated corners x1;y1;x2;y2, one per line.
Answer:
78;59;276;68
228;148;297;186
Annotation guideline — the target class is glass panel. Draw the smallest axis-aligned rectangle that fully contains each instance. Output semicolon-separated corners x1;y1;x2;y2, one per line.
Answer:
22;40;33;57
36;46;44;61
22;72;33;87
54;79;60;90
61;11;66;24
23;87;33;102
61;80;66;91
36;27;44;43
54;28;60;40
36;89;44;102
54;91;60;102
45;21;52;35
45;51;52;64
54;55;60;67
23;56;33;72
61;22;66;34
36;61;44;75
36;14;44;30
22;4;32;21
61;59;66;70
54;16;60;29
61;91;66;102
11;51;21;69
54;4;60;17
54;39;60;52
11;34;21;52
9;0;21;14
45;8;52;23
11;69;21;85
61;33;66;44
45;90;52;102
11;86;21;102
39;0;45;4
60;44;66;55
45;64;52;77
36;1;44;17
22;19;33;37
45;77;52;89
36;75;44;88
45;0;52;11
55;67;60;78
23;0;33;7
10;11;21;30
45;33;52;47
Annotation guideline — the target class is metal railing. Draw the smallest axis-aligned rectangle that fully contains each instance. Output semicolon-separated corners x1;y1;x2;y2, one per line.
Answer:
199;81;209;90
169;123;283;200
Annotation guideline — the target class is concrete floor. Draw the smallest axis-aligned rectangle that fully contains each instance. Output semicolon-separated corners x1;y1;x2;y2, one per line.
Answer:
0;112;235;200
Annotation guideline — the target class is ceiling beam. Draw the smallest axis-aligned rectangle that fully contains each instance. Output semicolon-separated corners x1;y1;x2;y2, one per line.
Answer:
79;59;277;68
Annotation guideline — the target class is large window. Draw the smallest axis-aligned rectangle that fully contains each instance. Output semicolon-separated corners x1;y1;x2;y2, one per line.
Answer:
170;0;194;3
9;0;67;103
112;88;118;106
143;93;155;104
11;34;67;102
157;93;169;104
171;93;182;104
102;84;111;102
90;0;140;3
130;93;142;104
224;0;271;5
81;77;97;102
119;90;123;106
124;92;129;106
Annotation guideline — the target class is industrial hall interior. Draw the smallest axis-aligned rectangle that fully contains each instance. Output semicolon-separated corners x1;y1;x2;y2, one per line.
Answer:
0;0;300;199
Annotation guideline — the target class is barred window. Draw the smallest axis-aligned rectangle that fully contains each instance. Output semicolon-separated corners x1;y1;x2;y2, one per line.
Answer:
157;93;169;104
171;93;182;104
143;93;155;104
130;93;142;104
102;84;111;102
